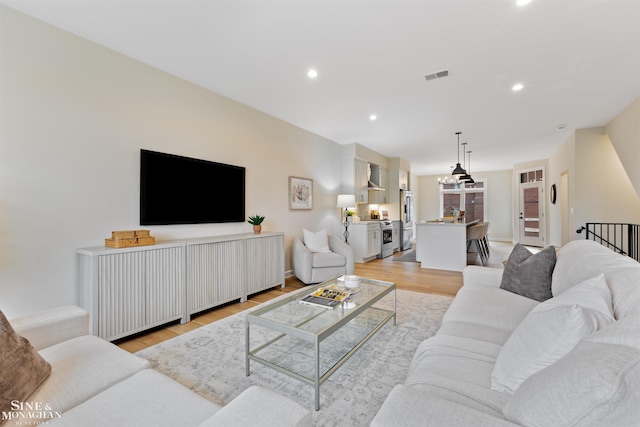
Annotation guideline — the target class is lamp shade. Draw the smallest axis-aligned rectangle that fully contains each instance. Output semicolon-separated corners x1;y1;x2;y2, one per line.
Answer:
451;163;466;177
337;194;356;208
451;131;467;177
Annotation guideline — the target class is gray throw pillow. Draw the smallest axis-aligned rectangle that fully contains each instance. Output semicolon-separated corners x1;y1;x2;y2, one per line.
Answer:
500;244;556;301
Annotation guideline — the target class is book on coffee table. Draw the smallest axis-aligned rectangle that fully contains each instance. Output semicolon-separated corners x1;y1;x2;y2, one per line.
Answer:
299;286;351;310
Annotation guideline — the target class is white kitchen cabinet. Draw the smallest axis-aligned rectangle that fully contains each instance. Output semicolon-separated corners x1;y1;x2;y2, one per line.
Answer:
392;221;401;251
354;158;369;203
399;169;409;190
367;227;381;256
348;222;382;262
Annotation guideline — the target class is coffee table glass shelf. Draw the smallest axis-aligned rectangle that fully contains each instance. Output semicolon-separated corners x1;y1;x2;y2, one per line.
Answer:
245;276;396;410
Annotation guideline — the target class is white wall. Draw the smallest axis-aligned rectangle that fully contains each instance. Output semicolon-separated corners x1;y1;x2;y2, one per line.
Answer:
0;7;344;317
416;169;513;241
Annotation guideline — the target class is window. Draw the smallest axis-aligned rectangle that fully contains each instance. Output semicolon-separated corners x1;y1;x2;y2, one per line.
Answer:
440;181;486;222
520;170;543;183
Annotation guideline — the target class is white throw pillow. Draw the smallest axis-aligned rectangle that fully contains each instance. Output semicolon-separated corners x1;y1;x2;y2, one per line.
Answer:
303;229;331;253
503;341;640;427
543;273;613;314
491;275;615;395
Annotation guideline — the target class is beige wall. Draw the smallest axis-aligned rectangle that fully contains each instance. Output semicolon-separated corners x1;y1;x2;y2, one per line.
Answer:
416;169;513;242
606;97;640;198
0;7;344;317
547;98;640;246
548;132;576;246
574;127;640;227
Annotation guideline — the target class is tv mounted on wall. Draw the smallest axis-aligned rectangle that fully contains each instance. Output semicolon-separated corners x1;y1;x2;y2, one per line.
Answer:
140;149;245;225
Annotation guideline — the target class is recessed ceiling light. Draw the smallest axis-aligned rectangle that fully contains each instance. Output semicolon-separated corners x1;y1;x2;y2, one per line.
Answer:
512;83;524;91
307;69;318;79
517;0;532;6
369;114;377;121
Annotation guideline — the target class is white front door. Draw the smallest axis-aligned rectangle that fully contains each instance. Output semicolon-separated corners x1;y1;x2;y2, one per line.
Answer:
519;180;545;247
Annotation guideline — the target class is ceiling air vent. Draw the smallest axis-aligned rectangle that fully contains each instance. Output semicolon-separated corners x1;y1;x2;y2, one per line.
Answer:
424;69;450;82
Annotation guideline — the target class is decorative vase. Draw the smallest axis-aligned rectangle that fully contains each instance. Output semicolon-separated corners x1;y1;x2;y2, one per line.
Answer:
253;225;262;234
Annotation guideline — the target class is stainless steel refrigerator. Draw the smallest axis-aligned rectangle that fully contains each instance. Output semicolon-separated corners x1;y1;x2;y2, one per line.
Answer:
400;190;414;250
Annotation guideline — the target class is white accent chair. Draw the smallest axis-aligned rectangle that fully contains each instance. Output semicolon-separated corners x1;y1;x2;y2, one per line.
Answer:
293;233;354;285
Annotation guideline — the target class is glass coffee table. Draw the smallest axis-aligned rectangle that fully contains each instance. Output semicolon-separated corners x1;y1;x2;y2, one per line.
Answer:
245;276;396;410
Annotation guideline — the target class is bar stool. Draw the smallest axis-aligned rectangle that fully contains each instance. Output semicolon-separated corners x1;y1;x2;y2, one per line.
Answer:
467;223;489;266
480;222;490;258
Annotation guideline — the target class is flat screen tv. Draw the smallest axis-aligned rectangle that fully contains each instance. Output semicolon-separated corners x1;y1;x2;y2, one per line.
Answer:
140;149;245;225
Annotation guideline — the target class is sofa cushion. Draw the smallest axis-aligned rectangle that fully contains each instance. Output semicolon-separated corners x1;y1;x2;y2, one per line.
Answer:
372;385;518;427
604;267;640;319
491;275;615;395
23;335;149;423
407;335;508;413
46;369;220;427
437;321;513;346
10;306;89;351
0;310;51;418
500;244;556;302
503;341;640;427
199;385;310;427
440;286;538;344
303;229;331;253
310;251;346;268
552;239;638;297
585;311;640;351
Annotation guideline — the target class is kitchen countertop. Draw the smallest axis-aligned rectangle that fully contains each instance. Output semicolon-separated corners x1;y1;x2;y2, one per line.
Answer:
417;219;479;227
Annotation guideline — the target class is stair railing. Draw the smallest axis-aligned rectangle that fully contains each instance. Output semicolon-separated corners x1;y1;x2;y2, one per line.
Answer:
576;223;639;262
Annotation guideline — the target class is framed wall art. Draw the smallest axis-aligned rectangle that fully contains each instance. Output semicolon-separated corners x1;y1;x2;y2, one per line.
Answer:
289;176;313;210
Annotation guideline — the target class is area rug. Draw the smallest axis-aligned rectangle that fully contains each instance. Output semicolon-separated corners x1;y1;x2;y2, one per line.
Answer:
137;289;452;426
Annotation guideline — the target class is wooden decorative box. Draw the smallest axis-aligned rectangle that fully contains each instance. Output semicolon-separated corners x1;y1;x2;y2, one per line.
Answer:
105;230;155;248
111;230;151;239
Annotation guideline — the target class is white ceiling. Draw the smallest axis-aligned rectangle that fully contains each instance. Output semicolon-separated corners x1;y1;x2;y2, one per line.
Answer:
4;0;640;175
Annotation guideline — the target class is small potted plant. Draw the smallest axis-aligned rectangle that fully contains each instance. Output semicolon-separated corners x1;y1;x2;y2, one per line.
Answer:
346;210;355;222
248;215;265;234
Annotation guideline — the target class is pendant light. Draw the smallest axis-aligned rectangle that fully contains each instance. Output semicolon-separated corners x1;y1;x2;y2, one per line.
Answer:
464;150;475;184
459;142;473;182
451;132;467;178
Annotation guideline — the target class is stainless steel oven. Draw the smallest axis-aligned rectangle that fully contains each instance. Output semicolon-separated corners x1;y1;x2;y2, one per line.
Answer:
380;221;394;258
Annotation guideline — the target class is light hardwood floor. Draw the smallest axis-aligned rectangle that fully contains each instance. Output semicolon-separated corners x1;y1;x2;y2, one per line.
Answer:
116;249;464;353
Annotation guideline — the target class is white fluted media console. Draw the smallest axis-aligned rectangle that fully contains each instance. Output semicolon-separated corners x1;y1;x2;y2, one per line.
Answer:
77;232;285;341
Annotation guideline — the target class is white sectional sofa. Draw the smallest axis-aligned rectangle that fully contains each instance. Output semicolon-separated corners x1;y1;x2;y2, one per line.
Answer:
4;306;310;426
372;239;640;426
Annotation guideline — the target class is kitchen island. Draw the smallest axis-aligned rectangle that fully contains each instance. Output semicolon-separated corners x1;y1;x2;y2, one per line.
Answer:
415;220;479;271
